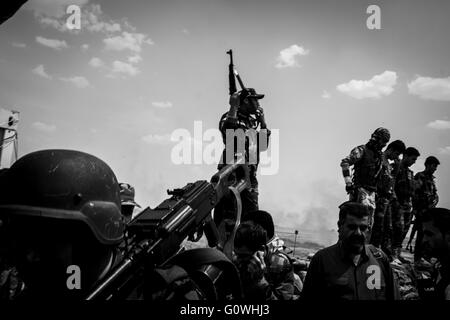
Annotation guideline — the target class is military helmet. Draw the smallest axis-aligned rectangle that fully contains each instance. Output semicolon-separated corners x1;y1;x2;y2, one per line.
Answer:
0;149;125;245
371;127;391;142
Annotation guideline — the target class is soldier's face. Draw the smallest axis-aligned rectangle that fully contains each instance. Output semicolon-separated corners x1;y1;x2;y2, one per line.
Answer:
14;238;73;296
390;150;402;161
373;138;388;151
338;214;369;254
241;96;259;115
405;155;418;167
422;221;448;258
234;245;254;260
426;164;438;175
6;218;76;297
121;205;134;223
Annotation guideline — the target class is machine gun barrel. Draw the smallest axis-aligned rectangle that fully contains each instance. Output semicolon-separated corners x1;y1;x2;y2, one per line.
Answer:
85;159;249;300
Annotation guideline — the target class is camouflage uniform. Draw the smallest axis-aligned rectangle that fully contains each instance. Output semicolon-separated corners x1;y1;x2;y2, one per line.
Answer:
215;111;270;224
340;144;383;229
265;237;299;300
370;153;395;251
0;266;25;300
413;171;438;261
391;161;415;251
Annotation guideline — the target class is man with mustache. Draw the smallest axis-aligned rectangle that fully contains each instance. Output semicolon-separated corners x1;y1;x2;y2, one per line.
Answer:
421;208;450;300
302;202;399;300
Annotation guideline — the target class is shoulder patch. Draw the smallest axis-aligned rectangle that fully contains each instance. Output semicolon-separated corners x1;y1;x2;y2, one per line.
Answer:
367;245;384;259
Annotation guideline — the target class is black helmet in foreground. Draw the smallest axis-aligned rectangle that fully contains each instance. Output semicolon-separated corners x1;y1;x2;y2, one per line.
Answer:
0;149;125;244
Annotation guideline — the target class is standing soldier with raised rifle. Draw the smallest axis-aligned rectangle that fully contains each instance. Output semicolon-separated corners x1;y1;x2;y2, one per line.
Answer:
412;156;440;263
214;50;271;238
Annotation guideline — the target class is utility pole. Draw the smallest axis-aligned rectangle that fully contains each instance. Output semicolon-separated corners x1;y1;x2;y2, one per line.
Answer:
293;230;298;256
0;108;19;168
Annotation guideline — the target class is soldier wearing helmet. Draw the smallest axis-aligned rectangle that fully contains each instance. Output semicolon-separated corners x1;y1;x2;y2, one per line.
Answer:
0;149;125;299
340;128;391;234
119;182;141;223
215;88;271;226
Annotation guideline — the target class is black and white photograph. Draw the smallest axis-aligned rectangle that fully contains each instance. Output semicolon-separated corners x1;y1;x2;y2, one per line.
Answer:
0;0;449;308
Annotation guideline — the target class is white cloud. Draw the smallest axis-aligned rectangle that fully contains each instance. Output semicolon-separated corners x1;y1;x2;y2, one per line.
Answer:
60;76;90;88
427;120;450;130
25;0;148;49
36;36;68;50
32;121;56;133
26;2;127;35
83;4;121;33
27;2;122;34
128;54;142;64
89;57;104;68
32;65;52;79
336;70;397;99
104;32;154;52
37;16;67;31
275;44;309;68
408;76;450;101
439;146;450;155
182;28;190;34
111;60;140;77
26;0;87;32
25;0;89;18
141;134;172;145
12;42;26;48
152;101;173;108
81;44;89;51
322;91;331;99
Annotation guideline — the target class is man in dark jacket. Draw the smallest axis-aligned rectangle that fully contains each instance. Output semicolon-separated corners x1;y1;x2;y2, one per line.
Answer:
302;202;399;300
421;208;450;300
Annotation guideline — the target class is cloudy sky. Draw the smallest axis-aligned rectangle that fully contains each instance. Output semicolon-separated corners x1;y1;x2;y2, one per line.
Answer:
1;0;449;234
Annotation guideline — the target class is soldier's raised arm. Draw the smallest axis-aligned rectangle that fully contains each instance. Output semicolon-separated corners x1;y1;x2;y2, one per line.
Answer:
340;146;365;193
256;107;271;152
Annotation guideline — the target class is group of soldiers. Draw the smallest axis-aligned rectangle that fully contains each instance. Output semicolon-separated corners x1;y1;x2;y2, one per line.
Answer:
340;128;440;264
0;80;448;300
216;87;450;300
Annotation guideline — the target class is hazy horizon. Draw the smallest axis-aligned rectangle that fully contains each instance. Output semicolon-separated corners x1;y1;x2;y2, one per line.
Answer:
1;0;449;234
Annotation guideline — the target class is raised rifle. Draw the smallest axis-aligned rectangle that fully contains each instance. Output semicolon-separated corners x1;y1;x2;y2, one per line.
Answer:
406;219;417;253
85;157;249;300
227;49;247;94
